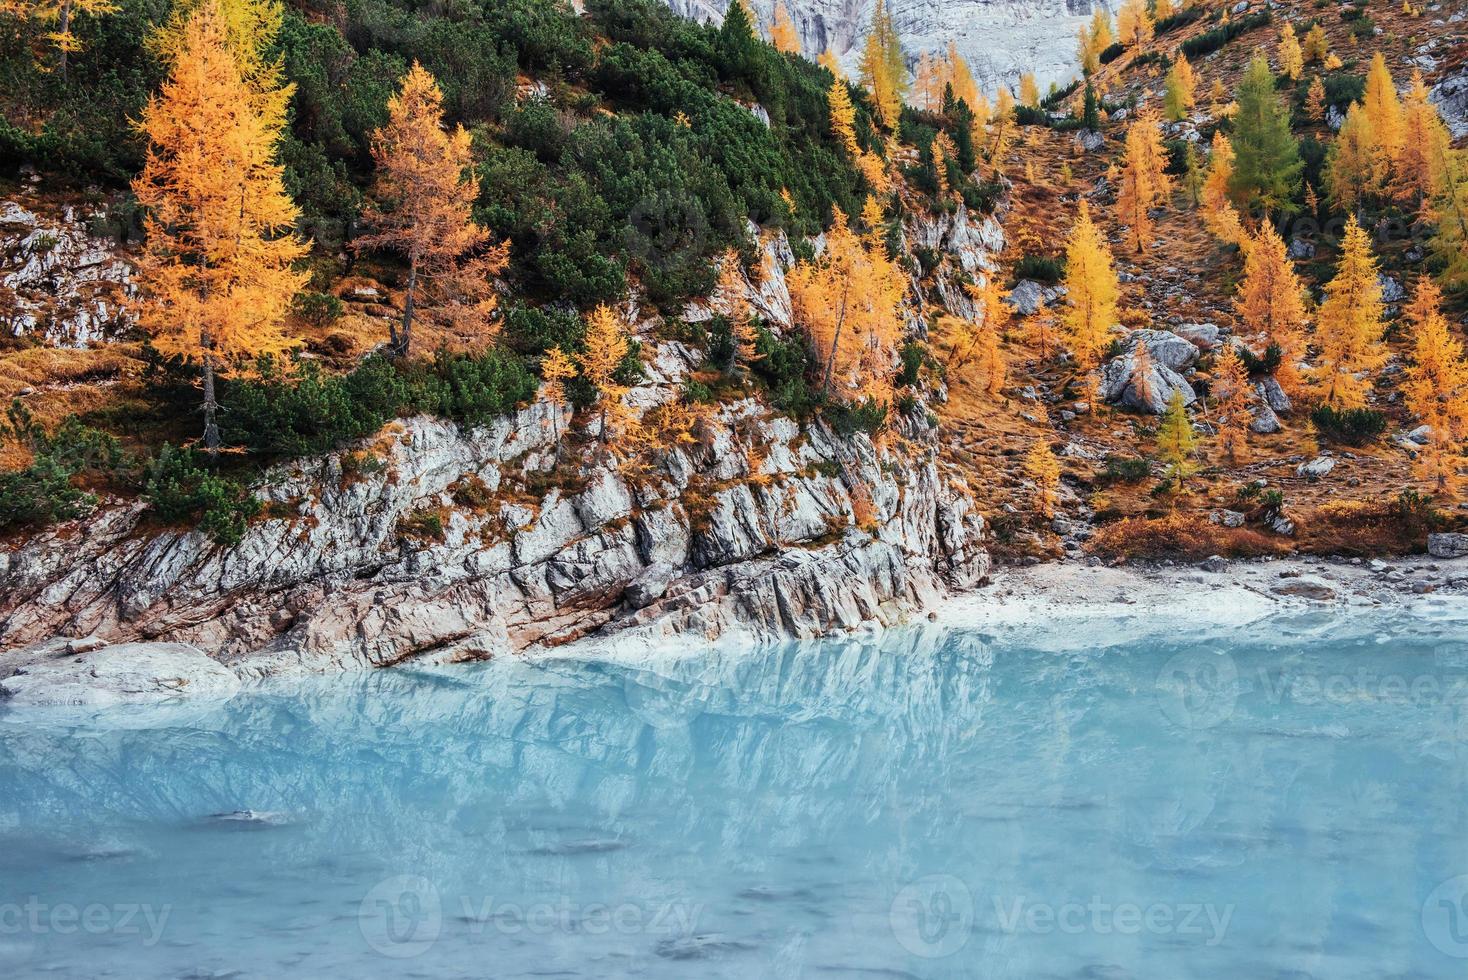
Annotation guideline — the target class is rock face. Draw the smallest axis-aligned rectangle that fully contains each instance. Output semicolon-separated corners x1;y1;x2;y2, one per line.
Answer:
1;200;135;346
667;0;1112;92
1098;329;1200;414
0;403;989;679
0;639;241;706
1430;70;1468;139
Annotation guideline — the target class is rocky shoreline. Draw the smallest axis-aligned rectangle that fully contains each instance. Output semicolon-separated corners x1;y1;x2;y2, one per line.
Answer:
6;545;1465;706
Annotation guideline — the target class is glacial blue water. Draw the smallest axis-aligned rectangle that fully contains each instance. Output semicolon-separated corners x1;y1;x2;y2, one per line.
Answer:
2;613;1468;979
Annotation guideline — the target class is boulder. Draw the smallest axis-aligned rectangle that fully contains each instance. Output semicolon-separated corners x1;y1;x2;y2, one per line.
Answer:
1288;238;1316;261
1073;129;1105;154
1173;322;1221;350
1006;279;1047;316
1098;329;1200;414
0;641;240;707
1427;533;1468;559
1249;399;1281;434
1405;424;1432;445
1212;510;1246;528
1272;580;1335;601
1378;274;1407;304
1297;456;1336;479
1254;376;1292;414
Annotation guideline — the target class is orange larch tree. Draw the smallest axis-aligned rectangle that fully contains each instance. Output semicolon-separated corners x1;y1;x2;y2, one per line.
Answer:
357;62;507;357
578;304;633;444
1236;222;1308;394
788;202;905;398
828;77;860;156
769;1;800;55
1212;343;1253;463
1061;200;1121;370
1402;279;1468;491
131;0;306;454
1394;71;1452;214
539;345;578;445
1312;216;1385;408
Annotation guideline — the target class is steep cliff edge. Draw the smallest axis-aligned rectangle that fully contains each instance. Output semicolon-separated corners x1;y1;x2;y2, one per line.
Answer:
0;394;987;677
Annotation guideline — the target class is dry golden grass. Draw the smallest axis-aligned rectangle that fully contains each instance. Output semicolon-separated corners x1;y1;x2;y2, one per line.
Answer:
1087;511;1289;560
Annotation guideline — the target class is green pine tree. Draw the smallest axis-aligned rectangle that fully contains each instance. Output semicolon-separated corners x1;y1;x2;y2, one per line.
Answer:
719;0;761;79
1228;53;1303;217
1156;390;1198;492
1182;141;1204;207
1082;81;1100;131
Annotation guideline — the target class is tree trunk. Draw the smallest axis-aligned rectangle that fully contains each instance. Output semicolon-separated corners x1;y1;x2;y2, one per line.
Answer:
57;1;71;81
398;256;418;358
201;348;220;457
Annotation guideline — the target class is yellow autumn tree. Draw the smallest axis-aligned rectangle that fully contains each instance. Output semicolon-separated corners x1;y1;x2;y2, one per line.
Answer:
357;63;506;357
1201;131;1247;247
148;0;285;126
1312;216;1385;408
1018;72;1040;108
818;47;843;78
5;0;118;77
1394;70;1452;214
828;77;860;156
1116;111;1173;253
1236;223;1307;394
1164;52;1197;121
1154;0;1175;20
1213;343;1253;463
990;87;1016;174
859;0;904;129
1303;22;1328;63
1156;390;1198;492
948;41;980;108
1277;22;1303;81
1325;101;1375;212
578;304;632;443
539;346;578;444
913;51;945;111
1305;75;1326;121
1117;0;1153;48
769;1;800;54
1402;279;1468;491
788;203;905;398
1061;200;1121;370
131;0;307;453
713;248;761;371
1025;442;1062;518
1363;52;1404;190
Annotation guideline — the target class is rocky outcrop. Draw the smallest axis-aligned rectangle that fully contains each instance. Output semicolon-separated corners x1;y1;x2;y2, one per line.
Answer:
1098;328;1200;414
0;639;241;706
1430;69;1468;139
0;395;988;680
1;199;135;346
669;0;1115;92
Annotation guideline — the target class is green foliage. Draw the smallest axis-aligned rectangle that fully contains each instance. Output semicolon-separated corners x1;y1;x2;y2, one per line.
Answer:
0;403;127;534
751;324;820;416
1229;53;1302;217
1310;405;1386;446
292;291;344;328
1101;454;1152;484
1099;43;1126;66
1155;7;1204;33
143;445;261;547
1237;343;1283;377
898;342;924;388
408;348;540;428
825;398;888;437
1014;254;1066;283
222;356;408;456
1180;11;1271;59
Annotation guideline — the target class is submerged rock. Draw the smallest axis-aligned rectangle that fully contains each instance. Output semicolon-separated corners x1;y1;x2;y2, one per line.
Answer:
0;640;241;706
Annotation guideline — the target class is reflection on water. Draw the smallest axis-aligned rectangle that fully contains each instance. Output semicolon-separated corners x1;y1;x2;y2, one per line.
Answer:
1;614;1466;978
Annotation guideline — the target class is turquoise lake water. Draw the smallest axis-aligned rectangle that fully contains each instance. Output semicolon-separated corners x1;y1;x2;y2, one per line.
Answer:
2;612;1467;978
